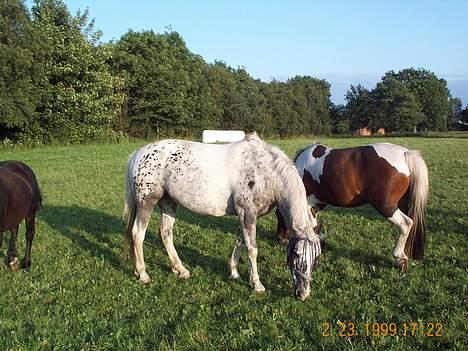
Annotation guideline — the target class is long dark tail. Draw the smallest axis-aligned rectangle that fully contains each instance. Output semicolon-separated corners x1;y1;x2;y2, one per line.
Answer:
404;150;429;260
122;152;137;259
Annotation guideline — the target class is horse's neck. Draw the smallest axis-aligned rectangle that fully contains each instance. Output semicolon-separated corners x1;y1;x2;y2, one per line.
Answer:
280;196;310;233
276;173;311;234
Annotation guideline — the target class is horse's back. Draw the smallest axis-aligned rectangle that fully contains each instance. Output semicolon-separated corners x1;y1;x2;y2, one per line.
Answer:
0;161;41;230
296;143;411;208
129;139;246;216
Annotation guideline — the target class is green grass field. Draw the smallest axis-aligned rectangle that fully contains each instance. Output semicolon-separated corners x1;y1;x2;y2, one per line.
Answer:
0;137;466;350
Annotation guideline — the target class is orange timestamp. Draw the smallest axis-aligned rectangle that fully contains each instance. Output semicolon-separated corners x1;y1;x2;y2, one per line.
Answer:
322;321;443;337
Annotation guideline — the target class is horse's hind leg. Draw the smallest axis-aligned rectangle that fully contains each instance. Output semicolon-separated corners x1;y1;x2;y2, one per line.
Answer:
22;215;36;268
7;225;19;271
158;197;190;279
131;205;154;284
388;209;413;272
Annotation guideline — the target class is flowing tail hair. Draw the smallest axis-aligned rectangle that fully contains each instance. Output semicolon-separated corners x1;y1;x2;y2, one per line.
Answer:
404;150;429;260
122;152;137;260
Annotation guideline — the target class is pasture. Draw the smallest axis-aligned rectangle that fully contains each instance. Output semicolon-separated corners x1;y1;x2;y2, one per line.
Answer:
0;137;466;350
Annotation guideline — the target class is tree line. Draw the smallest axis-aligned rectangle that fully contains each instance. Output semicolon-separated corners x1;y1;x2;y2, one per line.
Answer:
1;0;466;145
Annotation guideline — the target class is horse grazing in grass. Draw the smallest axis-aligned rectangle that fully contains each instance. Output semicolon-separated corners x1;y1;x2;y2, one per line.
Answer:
276;142;429;271
0;161;42;270
123;133;321;300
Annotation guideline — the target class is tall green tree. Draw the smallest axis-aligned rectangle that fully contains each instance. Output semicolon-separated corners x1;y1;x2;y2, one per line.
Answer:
449;97;462;130
372;76;424;132
31;0;123;143
385;68;451;131
113;30;213;138
0;0;41;140
343;84;374;131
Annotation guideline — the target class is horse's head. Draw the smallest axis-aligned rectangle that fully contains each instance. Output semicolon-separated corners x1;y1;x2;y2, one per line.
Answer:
287;233;321;301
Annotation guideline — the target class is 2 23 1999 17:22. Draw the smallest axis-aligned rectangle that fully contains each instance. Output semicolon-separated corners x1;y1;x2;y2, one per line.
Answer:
322;321;443;337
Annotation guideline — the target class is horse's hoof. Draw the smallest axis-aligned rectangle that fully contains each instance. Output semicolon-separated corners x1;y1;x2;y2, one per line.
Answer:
251;281;266;292
21;259;31;269
394;258;408;272
229;272;241;280
178;270;190;279
138;272;151;284
8;257;19;271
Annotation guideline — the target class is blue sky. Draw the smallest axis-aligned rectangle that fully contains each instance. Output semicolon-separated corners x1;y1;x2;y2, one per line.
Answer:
28;0;468;105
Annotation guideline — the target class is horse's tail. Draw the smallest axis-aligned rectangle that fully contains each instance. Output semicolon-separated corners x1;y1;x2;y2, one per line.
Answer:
31;173;43;213
122;152;137;259
404;150;429;260
17;162;43;213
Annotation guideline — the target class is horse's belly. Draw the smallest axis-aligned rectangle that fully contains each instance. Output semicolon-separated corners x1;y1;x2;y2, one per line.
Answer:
165;179;232;217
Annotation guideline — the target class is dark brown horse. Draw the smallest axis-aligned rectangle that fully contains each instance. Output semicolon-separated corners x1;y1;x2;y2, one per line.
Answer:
0;161;42;270
276;142;429;271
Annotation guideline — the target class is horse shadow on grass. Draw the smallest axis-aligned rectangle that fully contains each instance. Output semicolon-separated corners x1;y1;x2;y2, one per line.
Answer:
39;205;129;272
39;205;281;291
176;208;278;245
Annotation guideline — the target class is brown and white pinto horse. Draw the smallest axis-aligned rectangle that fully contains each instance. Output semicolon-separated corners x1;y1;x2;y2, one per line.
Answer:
276;142;429;271
0;161;42;270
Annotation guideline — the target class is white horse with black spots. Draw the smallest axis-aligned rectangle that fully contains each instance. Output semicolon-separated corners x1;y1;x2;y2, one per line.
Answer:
123;133;321;300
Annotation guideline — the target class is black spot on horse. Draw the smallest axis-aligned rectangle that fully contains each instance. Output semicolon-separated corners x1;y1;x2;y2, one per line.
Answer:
312;145;326;158
248;181;255;189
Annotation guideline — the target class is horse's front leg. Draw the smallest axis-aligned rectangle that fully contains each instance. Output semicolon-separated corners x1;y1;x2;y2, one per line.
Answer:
275;208;289;245
234;208;265;292
228;227;245;280
7;226;19;271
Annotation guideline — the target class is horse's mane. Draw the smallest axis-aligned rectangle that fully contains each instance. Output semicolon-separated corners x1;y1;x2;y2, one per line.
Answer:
248;135;310;231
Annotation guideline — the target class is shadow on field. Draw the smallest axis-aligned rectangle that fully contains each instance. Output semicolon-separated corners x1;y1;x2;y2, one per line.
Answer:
325;204;381;221
176;208;278;245
427;208;467;236
40;205;128;272
324;241;393;268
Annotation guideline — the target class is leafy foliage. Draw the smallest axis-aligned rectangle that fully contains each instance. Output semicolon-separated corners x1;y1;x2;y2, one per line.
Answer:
341;69;452;133
0;0;41;138
31;0;123;143
0;1;463;144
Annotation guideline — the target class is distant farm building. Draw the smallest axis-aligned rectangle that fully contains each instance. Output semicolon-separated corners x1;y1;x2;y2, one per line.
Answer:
376;128;385;135
354;127;372;136
202;130;246;143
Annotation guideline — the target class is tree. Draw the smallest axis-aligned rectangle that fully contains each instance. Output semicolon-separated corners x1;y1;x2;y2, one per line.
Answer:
329;103;348;134
385;68;451;131
0;0;41;140
449;97;462;130
31;0;123;143
372;76;424;132
113;30;213;138
343;85;374;131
